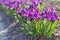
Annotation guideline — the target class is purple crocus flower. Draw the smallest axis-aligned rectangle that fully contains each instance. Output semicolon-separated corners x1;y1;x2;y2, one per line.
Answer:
53;12;58;20
32;0;42;5
48;6;55;12
45;7;59;21
17;9;25;14
28;12;33;18
8;3;15;10
46;13;51;20
41;9;47;19
51;12;58;22
23;11;29;17
41;9;47;16
0;0;9;5
33;11;41;19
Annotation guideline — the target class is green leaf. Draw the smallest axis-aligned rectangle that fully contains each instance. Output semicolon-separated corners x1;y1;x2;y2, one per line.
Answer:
46;20;59;38
38;4;44;12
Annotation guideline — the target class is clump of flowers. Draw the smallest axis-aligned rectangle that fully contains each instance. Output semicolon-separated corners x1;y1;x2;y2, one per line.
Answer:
0;0;60;38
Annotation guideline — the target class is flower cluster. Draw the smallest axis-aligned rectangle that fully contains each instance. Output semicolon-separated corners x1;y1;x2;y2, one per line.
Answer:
18;6;59;22
0;0;22;10
16;0;42;19
0;0;41;9
0;0;59;21
41;7;59;22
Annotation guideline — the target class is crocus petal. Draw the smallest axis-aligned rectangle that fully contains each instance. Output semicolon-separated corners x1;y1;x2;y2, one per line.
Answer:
9;3;15;10
53;12;58;20
46;14;51;20
48;6;55;12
